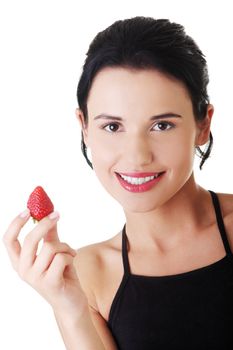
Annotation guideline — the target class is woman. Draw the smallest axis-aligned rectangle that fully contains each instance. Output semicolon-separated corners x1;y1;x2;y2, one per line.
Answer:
3;16;233;349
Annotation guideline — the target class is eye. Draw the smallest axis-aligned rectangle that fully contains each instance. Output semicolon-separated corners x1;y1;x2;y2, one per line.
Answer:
152;121;174;131
102;123;121;133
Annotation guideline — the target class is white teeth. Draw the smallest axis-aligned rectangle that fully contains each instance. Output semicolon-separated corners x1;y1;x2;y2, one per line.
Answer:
119;174;160;185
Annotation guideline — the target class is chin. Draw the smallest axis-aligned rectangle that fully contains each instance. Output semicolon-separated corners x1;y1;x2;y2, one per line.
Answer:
119;195;165;214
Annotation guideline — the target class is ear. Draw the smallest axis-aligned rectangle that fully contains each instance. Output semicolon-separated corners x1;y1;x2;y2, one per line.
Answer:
75;108;89;146
195;104;214;146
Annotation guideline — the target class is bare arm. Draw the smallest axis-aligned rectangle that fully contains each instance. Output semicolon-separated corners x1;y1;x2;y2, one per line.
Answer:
54;306;106;350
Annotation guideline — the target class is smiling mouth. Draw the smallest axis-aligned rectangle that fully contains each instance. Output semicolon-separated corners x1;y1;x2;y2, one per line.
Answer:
115;171;165;193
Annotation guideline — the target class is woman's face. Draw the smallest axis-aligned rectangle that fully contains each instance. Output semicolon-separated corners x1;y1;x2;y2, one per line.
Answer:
77;67;213;212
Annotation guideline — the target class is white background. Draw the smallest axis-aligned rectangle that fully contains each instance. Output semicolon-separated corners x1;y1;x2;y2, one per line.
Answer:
0;0;232;348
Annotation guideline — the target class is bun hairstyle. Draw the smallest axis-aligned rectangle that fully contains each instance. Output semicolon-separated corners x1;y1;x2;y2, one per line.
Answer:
77;16;212;169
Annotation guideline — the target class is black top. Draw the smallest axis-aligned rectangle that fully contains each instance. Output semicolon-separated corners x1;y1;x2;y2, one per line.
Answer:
107;191;233;349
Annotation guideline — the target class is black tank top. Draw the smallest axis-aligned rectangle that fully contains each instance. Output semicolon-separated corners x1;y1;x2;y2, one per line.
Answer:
107;191;233;349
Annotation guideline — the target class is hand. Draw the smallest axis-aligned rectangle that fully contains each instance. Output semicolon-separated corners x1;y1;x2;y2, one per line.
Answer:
3;209;88;319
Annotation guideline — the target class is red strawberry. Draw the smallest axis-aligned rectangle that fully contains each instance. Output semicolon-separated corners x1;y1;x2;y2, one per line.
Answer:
27;186;54;222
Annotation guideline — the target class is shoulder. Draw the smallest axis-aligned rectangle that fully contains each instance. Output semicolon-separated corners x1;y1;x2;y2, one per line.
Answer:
74;231;121;273
216;192;233;218
73;230;122;310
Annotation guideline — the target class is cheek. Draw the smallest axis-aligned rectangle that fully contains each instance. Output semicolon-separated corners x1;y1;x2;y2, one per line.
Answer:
89;134;116;170
159;130;196;168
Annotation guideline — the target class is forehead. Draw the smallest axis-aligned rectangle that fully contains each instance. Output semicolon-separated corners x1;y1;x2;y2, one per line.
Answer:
87;67;192;116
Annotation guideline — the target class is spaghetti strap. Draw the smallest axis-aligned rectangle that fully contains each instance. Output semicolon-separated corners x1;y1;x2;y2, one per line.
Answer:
209;190;232;256
122;224;131;275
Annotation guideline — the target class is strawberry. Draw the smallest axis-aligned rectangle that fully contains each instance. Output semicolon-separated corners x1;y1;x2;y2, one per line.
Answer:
27;186;54;222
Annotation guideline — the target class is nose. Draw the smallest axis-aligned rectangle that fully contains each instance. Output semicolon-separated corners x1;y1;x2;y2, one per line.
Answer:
123;134;153;167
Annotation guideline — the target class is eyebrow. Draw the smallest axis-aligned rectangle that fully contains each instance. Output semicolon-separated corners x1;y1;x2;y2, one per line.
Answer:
93;113;182;121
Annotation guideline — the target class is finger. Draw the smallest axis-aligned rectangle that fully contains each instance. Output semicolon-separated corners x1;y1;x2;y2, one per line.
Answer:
33;242;76;274
45;253;75;286
43;224;60;243
2;209;31;269
20;212;60;270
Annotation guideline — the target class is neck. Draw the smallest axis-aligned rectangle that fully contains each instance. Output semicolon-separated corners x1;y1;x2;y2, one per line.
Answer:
123;174;212;252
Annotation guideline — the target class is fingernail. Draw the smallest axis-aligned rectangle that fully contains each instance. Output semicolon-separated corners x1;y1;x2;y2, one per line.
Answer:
20;209;30;218
49;211;60;220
